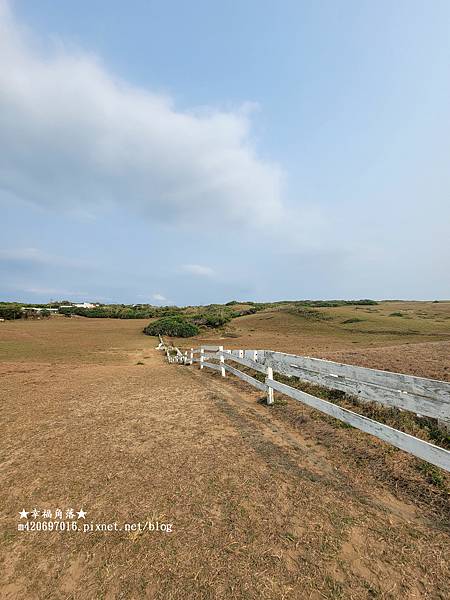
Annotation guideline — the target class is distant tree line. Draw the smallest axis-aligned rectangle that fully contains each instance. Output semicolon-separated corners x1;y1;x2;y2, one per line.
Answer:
0;304;23;320
0;298;378;333
58;305;170;319
0;303;53;320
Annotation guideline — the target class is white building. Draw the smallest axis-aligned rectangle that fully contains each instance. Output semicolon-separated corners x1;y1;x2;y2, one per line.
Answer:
72;302;98;309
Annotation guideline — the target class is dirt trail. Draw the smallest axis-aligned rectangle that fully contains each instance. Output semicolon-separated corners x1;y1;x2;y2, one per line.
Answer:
1;344;449;599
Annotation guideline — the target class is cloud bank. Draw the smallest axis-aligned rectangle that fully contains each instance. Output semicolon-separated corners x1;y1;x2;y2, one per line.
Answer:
0;1;284;228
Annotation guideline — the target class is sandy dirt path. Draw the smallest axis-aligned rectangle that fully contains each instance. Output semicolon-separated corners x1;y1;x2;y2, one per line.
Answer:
1;343;449;599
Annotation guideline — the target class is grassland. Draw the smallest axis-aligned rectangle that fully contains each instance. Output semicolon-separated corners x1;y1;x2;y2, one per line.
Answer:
0;316;150;364
171;301;450;381
1;304;449;599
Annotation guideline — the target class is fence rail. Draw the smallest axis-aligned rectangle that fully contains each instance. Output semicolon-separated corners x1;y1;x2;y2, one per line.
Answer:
262;350;450;421
158;340;450;472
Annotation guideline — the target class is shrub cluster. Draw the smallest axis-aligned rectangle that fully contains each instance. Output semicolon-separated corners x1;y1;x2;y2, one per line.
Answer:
143;316;199;338
189;309;232;328
288;306;331;320
58;305;183;319
0;304;23;320
293;299;378;308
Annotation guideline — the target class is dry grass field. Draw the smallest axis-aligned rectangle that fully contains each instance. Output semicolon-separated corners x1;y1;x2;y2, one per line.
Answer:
177;301;450;381
1;307;449;599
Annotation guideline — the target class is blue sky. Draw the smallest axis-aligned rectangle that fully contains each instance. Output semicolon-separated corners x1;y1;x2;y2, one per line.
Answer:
1;0;449;305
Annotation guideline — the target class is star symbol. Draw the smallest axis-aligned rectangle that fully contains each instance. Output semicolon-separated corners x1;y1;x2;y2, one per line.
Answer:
76;508;87;519
19;509;29;519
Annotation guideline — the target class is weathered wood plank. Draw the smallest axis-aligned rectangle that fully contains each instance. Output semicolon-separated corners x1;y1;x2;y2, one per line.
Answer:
266;359;448;419
263;351;450;421
269;378;450;472
266;365;274;405
217;351;267;374
264;351;450;400
219;345;226;377
202;361;222;372
224;363;267;392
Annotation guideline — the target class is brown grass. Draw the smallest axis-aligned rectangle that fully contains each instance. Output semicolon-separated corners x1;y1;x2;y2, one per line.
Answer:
1;316;449;599
173;301;450;381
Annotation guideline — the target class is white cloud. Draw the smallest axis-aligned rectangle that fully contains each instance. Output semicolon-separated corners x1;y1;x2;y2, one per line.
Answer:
0;247;94;269
21;286;88;297
181;264;215;277
151;293;174;305
0;1;284;229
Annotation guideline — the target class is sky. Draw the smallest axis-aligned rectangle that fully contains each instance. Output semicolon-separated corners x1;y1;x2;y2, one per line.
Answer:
1;0;449;305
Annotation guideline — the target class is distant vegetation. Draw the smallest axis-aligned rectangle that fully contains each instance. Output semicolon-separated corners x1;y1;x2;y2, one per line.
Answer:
287;306;332;320
0;299;379;337
56;303;262;321
58;304;184;319
291;299;378;307
143;316;199;338
0;303;53;320
140;300;379;338
0;303;23;320
142;304;259;338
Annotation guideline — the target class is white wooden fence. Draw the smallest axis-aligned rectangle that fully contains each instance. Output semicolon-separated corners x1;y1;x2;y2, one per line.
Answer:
156;335;184;363
157;340;450;473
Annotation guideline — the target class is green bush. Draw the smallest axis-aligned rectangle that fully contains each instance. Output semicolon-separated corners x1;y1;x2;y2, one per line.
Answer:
202;311;231;327
288;306;331;320
143;316;199;338
58;304;183;319
0;304;23;320
296;299;378;308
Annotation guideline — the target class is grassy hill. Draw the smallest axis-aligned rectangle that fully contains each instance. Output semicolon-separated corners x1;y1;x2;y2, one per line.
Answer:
167;301;450;380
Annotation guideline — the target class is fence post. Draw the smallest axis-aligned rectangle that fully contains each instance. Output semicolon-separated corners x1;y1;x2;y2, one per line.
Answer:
252;350;258;362
238;349;244;358
190;348;194;365
218;346;225;377
200;347;204;370
266;366;274;405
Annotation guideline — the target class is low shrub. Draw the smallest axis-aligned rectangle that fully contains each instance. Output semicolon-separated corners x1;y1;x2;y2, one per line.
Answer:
288;306;331;320
58;305;183;319
0;304;23;320
143;316;199;338
291;299;378;308
202;311;231;327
